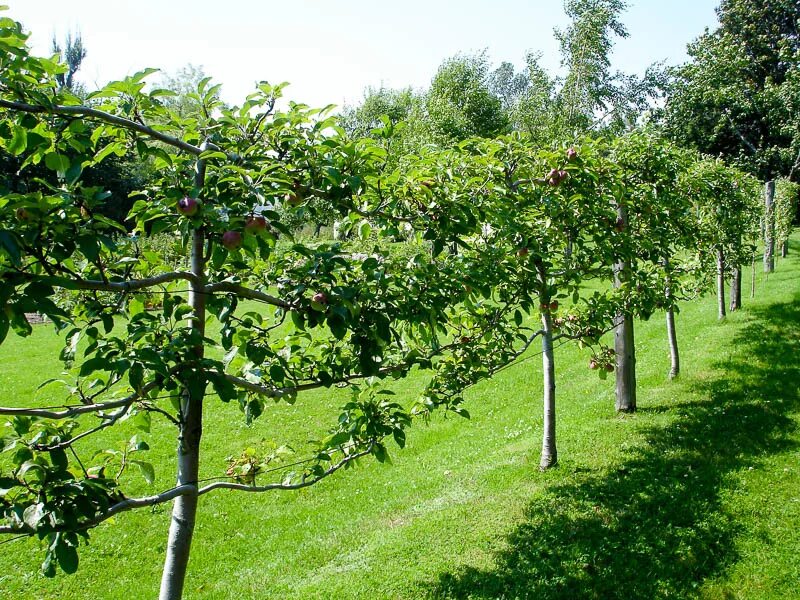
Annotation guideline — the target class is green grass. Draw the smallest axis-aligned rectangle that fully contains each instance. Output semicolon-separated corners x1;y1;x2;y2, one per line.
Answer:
1;234;799;599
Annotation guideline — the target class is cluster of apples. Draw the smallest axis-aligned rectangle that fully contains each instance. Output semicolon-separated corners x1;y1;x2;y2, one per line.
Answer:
588;346;615;373
546;147;578;187
176;196;271;251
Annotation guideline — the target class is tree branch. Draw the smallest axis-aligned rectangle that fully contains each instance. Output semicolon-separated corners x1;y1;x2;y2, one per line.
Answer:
203;282;294;310
0;98;205;156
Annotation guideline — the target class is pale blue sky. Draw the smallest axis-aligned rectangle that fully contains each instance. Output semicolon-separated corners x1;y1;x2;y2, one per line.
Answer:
8;1;719;108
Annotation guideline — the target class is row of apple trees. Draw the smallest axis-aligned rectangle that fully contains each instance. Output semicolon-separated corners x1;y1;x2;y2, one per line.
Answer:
0;13;785;600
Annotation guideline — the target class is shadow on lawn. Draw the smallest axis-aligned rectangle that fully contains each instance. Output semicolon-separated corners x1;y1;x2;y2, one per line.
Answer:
428;295;800;599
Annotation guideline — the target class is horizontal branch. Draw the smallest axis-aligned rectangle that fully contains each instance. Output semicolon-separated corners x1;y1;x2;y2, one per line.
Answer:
198;446;372;495
0;379;160;419
0;446;373;535
0;484;195;535
0;98;204;156
204;282;294;310
44;272;200;293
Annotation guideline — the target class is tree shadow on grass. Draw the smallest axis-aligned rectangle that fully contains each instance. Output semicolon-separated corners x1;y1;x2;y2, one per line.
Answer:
428;296;800;599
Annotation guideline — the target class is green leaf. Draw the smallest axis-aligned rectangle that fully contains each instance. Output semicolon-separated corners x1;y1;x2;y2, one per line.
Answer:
55;539;79;574
132;410;151;433
8;124;27;155
131;460;155;484
44;152;70;173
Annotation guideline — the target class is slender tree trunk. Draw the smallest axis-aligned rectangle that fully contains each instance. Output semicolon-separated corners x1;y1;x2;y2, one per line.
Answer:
716;248;726;320
764;180;775;273
781;240;789;258
536;262;557;470
613;203;636;412
663;260;679;379
159;151;208;600
666;307;679;379
750;253;756;299
730;266;742;312
539;307;557;470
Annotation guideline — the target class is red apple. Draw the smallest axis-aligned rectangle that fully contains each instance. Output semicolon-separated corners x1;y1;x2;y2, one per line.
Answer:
177;197;199;216
604;364;614;372
244;215;267;235
312;292;328;305
221;230;242;250
549;300;559;311
566;147;578;162
589;359;599;370
516;247;529;257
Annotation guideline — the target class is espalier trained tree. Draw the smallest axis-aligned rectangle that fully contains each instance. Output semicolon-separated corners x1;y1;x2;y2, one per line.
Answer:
0;15;529;599
608;132;701;385
451;135;627;467
682;158;761;320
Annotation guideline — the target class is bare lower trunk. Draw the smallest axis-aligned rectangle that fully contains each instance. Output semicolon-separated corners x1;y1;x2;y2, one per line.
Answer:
664;260;679;380
613;203;636;412
159;153;208;600
781;240;789;258
764;180;775;273
716;248;726;320
750;254;756;299
730;266;742;312
539;308;557;470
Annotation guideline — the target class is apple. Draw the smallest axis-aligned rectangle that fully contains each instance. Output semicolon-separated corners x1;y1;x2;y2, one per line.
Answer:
549;300;559;311
460;336;471;344
589;359;599;370
312;292;328;305
244;215;267;235
566;147;578;162
516;247;529;258
604;364;614;372
15;207;30;221
177;197;199;216
221;230;242;250
558;170;568;181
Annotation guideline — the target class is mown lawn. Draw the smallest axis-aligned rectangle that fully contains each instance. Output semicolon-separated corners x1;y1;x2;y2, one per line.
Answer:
1;233;799;599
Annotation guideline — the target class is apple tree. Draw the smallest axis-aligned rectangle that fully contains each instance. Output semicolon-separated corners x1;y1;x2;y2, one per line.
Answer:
774;177;799;258
0;15;526;599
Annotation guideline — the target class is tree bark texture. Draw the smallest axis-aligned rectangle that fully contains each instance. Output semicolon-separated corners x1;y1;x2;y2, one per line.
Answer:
613;203;636;412
663;260;680;379
730;266;742;312
716;248;727;320
539;307;557;470
764;180;775;273
159;153;208;600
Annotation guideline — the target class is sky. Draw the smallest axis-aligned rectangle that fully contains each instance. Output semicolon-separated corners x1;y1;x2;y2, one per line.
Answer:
6;1;720;109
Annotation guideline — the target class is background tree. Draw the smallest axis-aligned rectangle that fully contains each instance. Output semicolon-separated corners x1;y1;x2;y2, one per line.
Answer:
51;30;86;92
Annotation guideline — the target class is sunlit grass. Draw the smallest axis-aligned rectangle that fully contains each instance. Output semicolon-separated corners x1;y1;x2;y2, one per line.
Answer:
1;233;798;599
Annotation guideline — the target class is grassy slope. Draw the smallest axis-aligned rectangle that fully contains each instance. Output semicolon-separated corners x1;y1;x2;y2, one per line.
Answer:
1;233;798;599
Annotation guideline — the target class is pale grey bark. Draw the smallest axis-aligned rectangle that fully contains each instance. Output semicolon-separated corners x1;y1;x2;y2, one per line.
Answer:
539;306;557;470
613;203;636;412
666;307;679;379
716;248;727;320
730;266;742;312
764;180;775;273
664;259;679;379
751;254;756;299
159;151;208;600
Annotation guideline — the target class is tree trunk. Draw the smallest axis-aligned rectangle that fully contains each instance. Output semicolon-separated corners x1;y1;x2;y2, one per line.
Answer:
159;153;208;600
764;180;775;273
781;240;789;258
716;248;726;320
666;306;679;379
750;254;756;299
730;266;742;312
539;307;557;470
613;203;636;412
